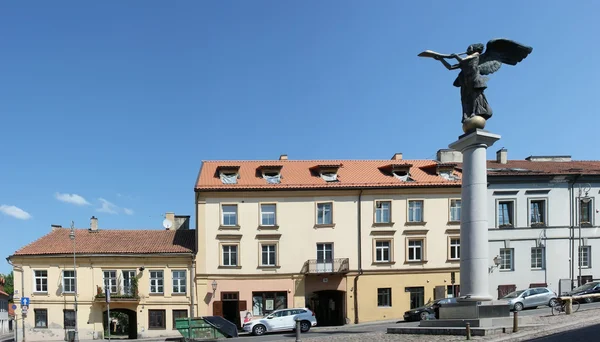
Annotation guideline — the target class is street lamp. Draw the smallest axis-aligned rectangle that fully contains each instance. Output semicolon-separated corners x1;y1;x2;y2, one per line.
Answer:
211;280;218;293
69;221;79;342
578;184;592;287
489;255;502;273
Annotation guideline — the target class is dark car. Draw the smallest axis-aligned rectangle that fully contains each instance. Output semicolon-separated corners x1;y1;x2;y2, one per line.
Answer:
403;298;457;321
565;281;600;303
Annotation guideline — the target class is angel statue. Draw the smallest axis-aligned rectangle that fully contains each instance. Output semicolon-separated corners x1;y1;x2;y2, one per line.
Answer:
419;39;532;133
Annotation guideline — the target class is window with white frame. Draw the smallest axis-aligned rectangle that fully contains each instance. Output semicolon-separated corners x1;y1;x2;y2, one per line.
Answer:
408;200;423;222
579;246;591;268
531;247;544;269
498;201;515;228
407;239;423;261
530;199;547;226
150;271;164;294
220;170;238;184
260;204;276;226
317;202;333;225
222;204;238;226
581;199;593;225
261;244;277;266
123;270;136;295
377;288;392;307
450;199;461;222
34;270;48;293
375;240;391;262
222;245;238;266
172;270;186;294
103;270;117;293
499;248;514;271
62;270;76;293
375;201;391;224
450;238;460;260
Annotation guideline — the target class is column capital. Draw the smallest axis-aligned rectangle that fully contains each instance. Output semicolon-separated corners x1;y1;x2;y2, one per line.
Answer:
449;129;501;152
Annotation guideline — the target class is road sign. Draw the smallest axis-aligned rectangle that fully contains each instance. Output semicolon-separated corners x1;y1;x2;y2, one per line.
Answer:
22;306;28;315
12;304;17;310
21;297;30;306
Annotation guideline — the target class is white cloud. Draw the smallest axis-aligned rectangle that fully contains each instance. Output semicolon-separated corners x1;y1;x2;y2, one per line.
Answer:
55;192;91;206
0;205;32;220
124;208;134;215
97;198;118;215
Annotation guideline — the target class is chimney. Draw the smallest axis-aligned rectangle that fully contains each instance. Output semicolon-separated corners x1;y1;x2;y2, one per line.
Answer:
436;149;463;163
90;216;98;231
174;215;191;230
496;148;508;164
165;212;175;230
279;154;288;161
391;153;403;161
51;224;62;231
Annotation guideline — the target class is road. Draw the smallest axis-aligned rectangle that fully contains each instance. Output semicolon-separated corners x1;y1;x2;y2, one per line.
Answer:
530;323;600;341
233;301;600;341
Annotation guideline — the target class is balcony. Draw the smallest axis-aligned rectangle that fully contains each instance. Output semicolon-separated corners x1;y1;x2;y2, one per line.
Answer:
94;285;139;303
303;258;349;274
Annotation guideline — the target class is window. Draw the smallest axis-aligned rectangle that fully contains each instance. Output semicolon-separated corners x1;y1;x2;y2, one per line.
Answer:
260;204;276;226
375;201;391;224
252;292;287;316
34;309;48;328
498;201;515;228
64;310;75;329
499;248;514;271
317;202;333;225
406;287;424;309
220;171;238;184
150;271;164;294
261;244;277;266
34;270;48;293
530;199;547;226
450;238;460;260
579;246;591;268
62;270;76;293
222;245;238;266
531;247;545;269
450;199;461;222
408;200;423;222
375;241;391;263
222;205;238;226
172;310;188;330
149;310;166;329
103;270;117;294
377;288;392;307
581;199;593;225
123;270;136;295
320;171;338;182
316;243;334;272
407;239;423;261
262;170;281;184
172;271;186;294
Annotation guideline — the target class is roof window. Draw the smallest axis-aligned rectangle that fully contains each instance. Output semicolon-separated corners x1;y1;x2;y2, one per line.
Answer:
379;163;413;182
257;165;283;184
216;166;240;184
310;164;341;182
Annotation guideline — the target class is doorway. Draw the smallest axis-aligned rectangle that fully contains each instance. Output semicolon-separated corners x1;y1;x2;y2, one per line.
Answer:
406;287;424;309
102;308;137;339
221;292;241;327
309;290;345;326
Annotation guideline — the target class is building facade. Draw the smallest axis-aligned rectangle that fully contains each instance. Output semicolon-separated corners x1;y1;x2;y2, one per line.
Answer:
8;216;195;342
0;277;9;334
194;154;464;325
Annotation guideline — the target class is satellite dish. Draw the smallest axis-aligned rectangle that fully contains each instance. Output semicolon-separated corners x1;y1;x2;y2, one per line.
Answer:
163;219;173;229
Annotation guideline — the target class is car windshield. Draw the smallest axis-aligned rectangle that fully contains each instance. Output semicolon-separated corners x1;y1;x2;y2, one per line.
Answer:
572;282;599;292
503;290;525;299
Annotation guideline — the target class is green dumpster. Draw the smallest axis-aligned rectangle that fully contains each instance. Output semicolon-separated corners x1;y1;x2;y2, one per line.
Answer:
175;317;237;341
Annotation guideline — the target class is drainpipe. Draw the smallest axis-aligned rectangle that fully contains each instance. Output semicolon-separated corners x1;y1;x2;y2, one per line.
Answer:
190;259;196;317
569;175;581;290
353;190;363;324
6;257;24;342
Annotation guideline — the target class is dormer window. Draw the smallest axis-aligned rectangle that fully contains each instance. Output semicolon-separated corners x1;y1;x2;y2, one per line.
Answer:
321;171;338;182
257;165;283;184
216;166;240;184
436;163;460;181
379;164;413;182
392;169;412;182
310;164;341;183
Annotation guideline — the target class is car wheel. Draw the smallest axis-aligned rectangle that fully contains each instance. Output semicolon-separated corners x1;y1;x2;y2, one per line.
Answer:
513;302;524;311
549;298;559;307
300;321;311;333
584;297;593;304
419;311;429;320
252;324;266;336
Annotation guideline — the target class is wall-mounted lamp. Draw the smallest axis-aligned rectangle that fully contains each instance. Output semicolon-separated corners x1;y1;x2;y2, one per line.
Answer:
139;266;145;272
211;280;218;293
489;255;502;273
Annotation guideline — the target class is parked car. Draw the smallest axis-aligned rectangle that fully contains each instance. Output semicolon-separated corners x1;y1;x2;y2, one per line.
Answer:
564;281;600;303
502;287;557;311
243;308;317;336
403;298;457;321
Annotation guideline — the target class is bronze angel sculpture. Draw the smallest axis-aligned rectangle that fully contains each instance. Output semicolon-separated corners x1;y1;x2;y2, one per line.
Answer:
419;39;532;132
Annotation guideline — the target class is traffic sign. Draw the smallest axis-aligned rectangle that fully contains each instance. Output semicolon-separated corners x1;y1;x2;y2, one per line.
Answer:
12;304;17;310
22;306;28;315
21;297;30;306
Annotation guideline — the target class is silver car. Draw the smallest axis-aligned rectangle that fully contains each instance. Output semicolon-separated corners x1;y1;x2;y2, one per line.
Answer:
502;287;558;311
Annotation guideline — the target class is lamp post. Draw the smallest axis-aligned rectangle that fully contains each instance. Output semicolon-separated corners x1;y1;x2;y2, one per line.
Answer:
578;184;592;287
211;280;218;293
69;221;79;342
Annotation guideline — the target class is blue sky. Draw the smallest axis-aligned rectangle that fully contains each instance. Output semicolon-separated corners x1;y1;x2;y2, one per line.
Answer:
1;1;599;273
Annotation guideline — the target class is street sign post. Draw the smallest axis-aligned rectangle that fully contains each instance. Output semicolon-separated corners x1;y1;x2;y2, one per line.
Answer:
21;297;30;307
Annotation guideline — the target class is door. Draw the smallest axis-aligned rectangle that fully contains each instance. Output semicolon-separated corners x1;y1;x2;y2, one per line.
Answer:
213;301;223;317
434;286;445;300
266;310;288;331
497;285;516;299
279;310;296;329
522;290;536;308
316;243;333;272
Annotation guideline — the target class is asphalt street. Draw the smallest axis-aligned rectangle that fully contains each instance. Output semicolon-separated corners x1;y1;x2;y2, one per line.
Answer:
530;323;600;341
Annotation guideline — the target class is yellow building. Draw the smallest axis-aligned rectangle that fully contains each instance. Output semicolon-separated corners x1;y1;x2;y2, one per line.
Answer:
8;215;195;341
194;154;462;325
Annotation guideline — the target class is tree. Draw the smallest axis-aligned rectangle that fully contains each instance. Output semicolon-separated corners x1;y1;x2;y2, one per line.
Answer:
2;272;14;299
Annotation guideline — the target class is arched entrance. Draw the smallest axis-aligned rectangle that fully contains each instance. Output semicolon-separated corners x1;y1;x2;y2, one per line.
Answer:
308;290;345;326
103;309;137;339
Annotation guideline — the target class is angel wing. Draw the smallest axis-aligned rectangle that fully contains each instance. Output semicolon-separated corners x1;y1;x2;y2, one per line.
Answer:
478;39;533;75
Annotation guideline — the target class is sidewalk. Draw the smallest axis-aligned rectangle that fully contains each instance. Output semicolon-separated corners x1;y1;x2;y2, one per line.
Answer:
0;333;14;342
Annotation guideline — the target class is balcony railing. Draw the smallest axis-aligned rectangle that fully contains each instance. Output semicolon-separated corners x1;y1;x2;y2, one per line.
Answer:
94;285;139;302
303;258;349;274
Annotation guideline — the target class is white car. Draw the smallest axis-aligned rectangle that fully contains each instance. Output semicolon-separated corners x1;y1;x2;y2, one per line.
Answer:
243;308;317;336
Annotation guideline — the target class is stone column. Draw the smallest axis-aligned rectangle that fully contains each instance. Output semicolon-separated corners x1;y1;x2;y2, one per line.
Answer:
449;130;500;302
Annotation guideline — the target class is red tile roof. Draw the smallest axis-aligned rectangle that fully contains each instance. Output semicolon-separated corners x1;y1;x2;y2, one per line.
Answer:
486;160;600;176
195;160;462;191
12;228;195;256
